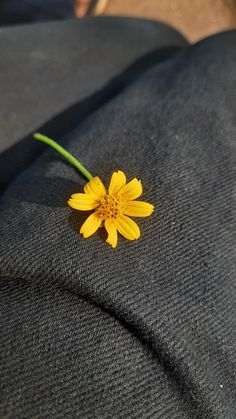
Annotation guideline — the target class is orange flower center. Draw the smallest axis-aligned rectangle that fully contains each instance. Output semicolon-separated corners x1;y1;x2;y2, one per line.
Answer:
96;195;126;220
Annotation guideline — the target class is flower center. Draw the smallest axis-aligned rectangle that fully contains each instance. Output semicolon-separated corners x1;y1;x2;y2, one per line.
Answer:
96;194;126;220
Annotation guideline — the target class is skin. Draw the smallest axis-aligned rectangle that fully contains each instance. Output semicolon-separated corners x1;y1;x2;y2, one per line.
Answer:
75;0;236;42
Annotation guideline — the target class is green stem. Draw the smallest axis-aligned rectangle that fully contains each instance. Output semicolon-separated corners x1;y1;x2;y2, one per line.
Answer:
33;133;93;181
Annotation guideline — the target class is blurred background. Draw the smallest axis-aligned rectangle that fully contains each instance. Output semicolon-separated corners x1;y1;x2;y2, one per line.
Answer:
0;0;236;42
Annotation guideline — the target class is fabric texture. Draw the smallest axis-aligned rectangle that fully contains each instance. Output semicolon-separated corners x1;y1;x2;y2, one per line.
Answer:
0;17;236;419
0;16;186;152
0;16;186;194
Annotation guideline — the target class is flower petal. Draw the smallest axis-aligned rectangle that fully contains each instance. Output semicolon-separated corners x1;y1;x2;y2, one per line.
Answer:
118;178;142;201
105;219;118;248
108;171;126;195
124;201;154;217
68;193;100;211
114;215;140;240
84;176;106;198
80;212;102;238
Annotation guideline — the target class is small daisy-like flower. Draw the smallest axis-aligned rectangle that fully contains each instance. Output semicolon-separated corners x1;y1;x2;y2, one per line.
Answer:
68;171;154;248
33;134;154;248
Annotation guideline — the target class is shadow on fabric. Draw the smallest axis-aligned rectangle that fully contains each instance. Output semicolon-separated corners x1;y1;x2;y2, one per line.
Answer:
0;46;180;196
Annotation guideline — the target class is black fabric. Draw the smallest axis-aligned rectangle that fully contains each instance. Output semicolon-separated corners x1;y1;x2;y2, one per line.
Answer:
0;16;186;152
0;16;186;194
0;0;75;26
0;18;236;419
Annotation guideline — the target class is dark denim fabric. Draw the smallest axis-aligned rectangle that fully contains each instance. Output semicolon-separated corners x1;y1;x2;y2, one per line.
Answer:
0;0;75;26
0;16;186;194
0;17;235;419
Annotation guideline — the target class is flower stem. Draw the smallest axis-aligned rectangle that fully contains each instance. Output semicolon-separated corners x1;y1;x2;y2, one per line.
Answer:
33;133;93;181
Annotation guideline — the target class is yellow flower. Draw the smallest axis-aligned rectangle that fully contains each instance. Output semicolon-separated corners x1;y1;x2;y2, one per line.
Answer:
68;170;154;248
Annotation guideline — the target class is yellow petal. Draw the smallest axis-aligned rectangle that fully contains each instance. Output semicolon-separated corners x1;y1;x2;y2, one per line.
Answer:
114;215;140;241
104;219;118;248
118;178;142;201
108;171;126;195
124;201;154;217
80;212;102;238
84;176;106;198
68;193;100;211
